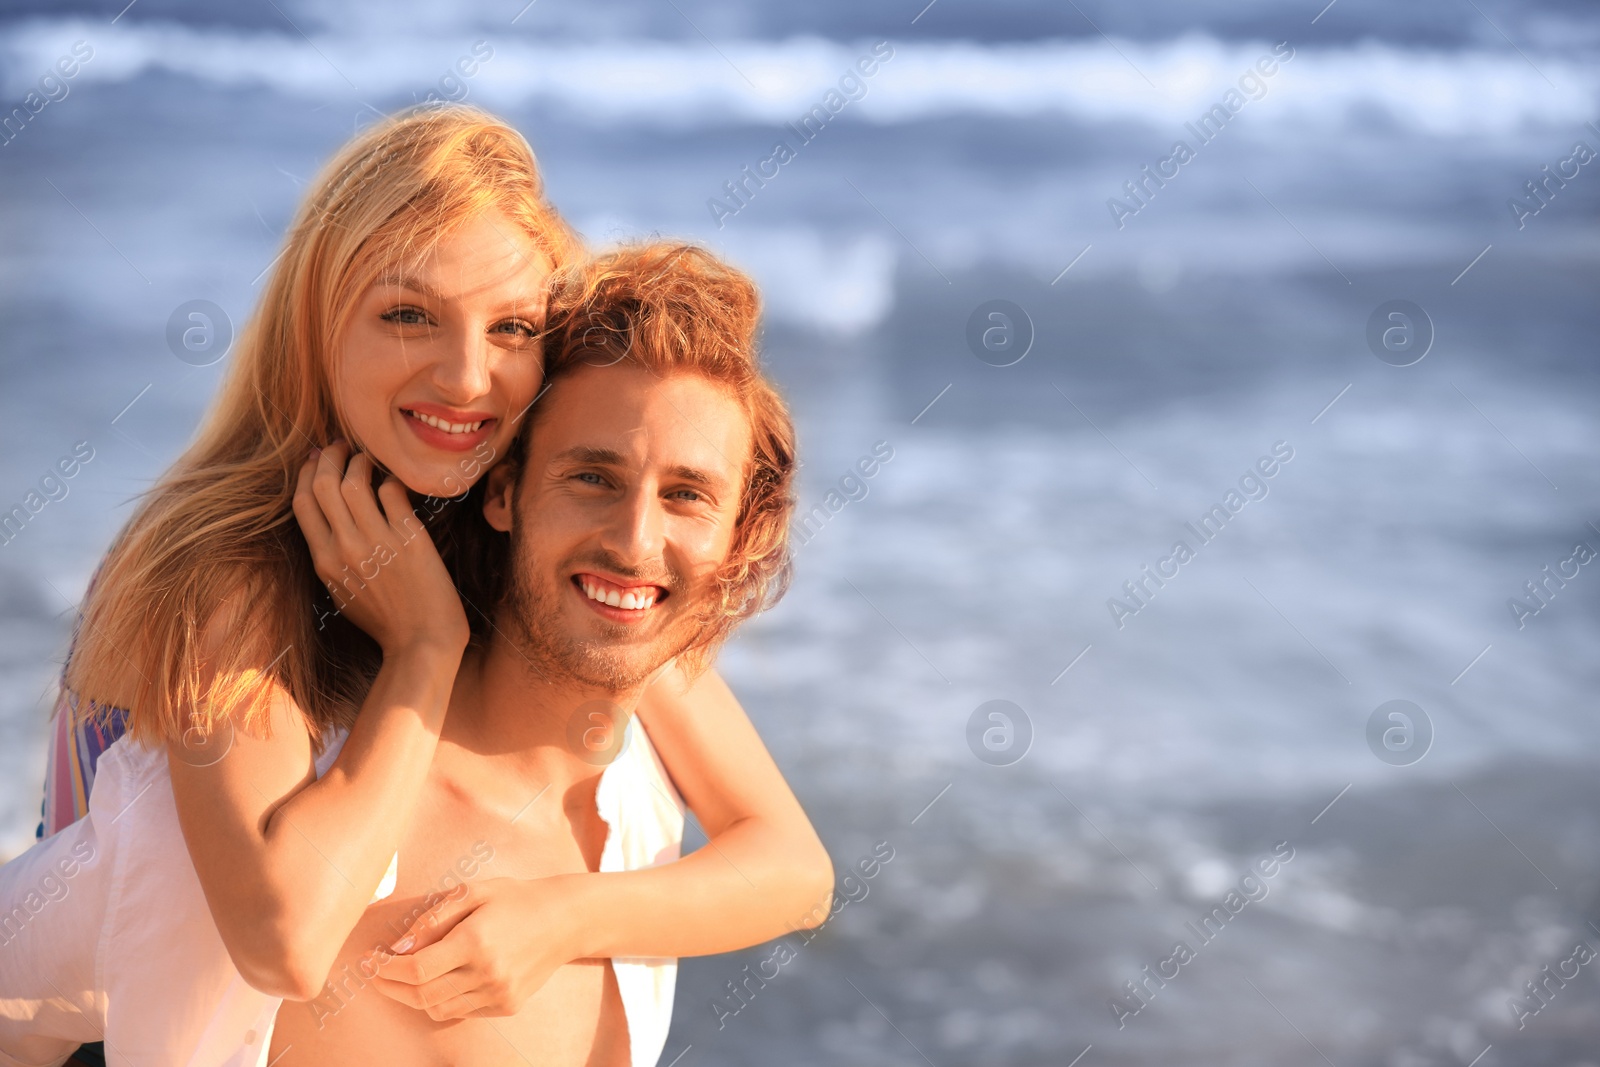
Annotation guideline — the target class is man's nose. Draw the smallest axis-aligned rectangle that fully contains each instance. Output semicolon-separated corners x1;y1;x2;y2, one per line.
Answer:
431;325;493;403
601;484;665;565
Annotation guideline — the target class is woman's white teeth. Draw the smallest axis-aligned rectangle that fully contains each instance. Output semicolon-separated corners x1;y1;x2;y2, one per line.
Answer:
410;410;483;434
580;579;656;611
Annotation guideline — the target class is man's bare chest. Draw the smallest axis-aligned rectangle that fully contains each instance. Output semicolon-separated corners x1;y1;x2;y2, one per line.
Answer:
269;760;628;1067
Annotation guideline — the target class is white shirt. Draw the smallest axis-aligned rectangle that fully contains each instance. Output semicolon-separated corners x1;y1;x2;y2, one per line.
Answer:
0;715;683;1067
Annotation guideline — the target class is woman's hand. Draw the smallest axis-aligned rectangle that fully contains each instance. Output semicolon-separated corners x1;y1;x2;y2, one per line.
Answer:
292;440;469;656
372;876;585;1020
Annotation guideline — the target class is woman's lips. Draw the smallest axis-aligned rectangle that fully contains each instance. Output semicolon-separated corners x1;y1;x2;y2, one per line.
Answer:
400;407;496;452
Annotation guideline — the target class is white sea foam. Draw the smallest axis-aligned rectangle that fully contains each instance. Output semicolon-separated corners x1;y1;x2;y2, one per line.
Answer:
1;21;1594;136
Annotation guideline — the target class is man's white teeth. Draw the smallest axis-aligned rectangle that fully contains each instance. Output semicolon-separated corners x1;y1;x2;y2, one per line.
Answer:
580;579;656;611
409;410;484;434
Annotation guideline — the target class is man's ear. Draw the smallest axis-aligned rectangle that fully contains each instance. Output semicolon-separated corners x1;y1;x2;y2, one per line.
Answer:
482;462;517;533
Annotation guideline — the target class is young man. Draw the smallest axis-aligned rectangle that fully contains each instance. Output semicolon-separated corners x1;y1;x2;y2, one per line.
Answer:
268;243;811;1066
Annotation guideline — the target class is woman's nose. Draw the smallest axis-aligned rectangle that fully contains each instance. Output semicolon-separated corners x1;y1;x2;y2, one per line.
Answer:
432;326;493;402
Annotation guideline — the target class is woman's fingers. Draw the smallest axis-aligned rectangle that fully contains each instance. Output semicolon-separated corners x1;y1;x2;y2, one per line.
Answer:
425;990;497;1021
293;439;468;652
369;973;492;1019
292;453;344;598
376;921;473;989
385;883;473;958
310;440;363;549
339;451;398;548
376;475;422;540
368;973;430;1009
291;454;333;551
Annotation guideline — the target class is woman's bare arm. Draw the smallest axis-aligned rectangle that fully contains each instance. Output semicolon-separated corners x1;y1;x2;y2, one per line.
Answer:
372;664;834;1019
573;662;835;955
169;444;468;1001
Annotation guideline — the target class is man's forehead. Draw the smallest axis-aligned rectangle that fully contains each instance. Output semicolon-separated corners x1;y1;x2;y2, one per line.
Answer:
532;365;751;483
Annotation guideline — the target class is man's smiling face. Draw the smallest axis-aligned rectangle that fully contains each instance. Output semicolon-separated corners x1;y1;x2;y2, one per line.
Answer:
484;362;754;691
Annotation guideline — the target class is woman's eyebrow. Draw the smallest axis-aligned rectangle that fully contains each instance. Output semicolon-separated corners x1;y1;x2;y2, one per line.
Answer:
485;293;547;318
376;273;543;317
375;272;445;301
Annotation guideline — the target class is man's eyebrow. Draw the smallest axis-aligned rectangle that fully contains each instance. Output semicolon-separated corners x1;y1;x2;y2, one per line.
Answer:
554;447;728;488
554;446;627;467
666;463;727;489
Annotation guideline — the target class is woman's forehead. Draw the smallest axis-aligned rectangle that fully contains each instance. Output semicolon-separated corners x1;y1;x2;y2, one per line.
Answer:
372;255;553;313
372;211;553;297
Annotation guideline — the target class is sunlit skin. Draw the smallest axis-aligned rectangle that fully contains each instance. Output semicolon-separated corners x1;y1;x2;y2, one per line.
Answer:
269;366;774;1065
488;363;753;691
169;225;831;1043
334;208;552;497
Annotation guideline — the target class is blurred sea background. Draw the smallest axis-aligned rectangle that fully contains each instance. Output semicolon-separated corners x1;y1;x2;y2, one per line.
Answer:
2;1;1599;1063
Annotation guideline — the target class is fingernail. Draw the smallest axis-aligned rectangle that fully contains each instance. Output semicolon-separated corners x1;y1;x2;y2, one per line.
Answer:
391;936;414;953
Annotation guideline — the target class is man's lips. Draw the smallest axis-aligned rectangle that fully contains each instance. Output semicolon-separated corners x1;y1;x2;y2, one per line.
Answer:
572;572;669;619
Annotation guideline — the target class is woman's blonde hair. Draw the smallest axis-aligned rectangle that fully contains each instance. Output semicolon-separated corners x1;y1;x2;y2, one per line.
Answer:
64;105;580;745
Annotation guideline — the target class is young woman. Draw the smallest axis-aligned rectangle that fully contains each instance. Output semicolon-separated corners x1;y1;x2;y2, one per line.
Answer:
12;105;830;1064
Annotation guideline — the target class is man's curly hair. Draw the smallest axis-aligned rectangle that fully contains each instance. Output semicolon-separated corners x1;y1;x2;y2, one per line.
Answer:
509;242;797;673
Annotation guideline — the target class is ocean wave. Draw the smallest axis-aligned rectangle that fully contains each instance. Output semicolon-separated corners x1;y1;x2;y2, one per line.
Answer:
1;21;1594;136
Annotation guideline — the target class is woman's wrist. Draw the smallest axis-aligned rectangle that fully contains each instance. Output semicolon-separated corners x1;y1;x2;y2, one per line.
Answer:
382;630;470;666
367;636;466;730
547;872;611;961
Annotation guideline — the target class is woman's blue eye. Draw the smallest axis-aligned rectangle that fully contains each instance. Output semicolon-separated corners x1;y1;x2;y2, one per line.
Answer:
492;320;538;338
382;307;429;326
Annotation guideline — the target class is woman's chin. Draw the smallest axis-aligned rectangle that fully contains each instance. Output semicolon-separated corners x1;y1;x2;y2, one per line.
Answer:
369;433;495;499
372;457;466;500
407;471;477;499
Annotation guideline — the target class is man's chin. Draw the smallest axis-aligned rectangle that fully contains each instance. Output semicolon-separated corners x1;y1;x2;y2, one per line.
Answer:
534;625;687;692
500;572;702;691
558;649;673;693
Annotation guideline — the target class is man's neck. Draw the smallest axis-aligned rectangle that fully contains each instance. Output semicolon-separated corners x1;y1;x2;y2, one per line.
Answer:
443;636;646;788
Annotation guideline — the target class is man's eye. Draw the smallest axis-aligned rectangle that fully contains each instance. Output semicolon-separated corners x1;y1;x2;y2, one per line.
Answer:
381;307;430;326
669;489;703;503
576;472;605;485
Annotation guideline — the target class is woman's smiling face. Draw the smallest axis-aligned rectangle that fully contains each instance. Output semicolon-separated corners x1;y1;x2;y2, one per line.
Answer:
334;208;554;497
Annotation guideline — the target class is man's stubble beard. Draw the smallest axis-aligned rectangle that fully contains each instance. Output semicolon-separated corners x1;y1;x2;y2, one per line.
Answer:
498;534;707;692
